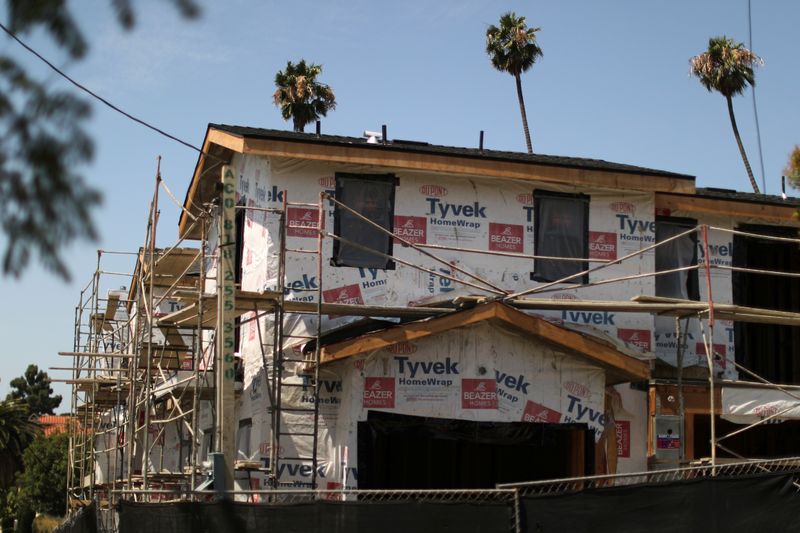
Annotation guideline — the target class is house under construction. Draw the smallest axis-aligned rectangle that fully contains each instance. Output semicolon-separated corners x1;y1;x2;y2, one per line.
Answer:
58;125;800;532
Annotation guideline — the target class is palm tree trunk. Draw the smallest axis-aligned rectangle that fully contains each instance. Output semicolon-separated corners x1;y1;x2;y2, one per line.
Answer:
726;95;760;194
293;116;305;133
515;73;533;154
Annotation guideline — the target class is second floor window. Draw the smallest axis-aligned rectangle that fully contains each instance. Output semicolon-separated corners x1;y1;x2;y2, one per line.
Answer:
655;217;699;300
333;173;396;269
532;191;590;284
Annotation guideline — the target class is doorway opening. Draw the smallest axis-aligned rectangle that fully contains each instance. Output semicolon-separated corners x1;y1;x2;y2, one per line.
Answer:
357;411;594;489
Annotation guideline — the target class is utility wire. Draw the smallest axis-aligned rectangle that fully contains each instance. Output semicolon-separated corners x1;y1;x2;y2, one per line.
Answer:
0;20;209;158
748;0;767;194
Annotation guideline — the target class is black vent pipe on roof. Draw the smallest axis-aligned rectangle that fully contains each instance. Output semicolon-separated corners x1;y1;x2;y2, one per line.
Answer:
315;120;321;137
479;130;484;151
382;124;387;145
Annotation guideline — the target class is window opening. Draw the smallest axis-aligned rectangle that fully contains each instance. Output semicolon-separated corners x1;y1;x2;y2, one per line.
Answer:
532;191;589;283
333;173;396;269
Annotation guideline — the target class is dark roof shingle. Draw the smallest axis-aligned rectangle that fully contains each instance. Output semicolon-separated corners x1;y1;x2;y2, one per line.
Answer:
209;123;695;180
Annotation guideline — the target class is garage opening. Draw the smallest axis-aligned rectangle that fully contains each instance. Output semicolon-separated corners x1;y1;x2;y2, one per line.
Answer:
733;224;800;384
357;411;594;489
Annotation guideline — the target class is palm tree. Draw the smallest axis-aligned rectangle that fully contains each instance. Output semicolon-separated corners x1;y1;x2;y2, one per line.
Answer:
0;400;40;488
273;60;336;133
486;12;543;154
690;36;763;194
784;145;800;190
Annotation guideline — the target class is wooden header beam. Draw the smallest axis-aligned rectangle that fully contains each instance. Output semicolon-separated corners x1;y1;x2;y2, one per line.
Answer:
656;192;800;224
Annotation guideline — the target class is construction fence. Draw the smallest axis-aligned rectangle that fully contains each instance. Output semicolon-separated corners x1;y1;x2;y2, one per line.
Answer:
58;459;800;533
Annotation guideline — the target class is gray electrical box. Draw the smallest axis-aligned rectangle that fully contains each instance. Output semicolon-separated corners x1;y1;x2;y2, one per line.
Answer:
653;415;682;463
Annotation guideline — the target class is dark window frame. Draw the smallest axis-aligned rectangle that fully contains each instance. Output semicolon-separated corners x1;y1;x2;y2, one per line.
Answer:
531;190;590;284
332;173;397;270
655;216;700;301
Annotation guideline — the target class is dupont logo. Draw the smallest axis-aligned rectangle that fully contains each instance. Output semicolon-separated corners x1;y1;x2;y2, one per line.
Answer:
419;184;447;197
551;292;577;300
393;215;427;244
618;329;652;351
318;176;336;188
609;201;636;215
753;405;780;418
696;343;727;368
522;400;562;424
516;193;533;205
489;223;524;253
615;421;631;458
386;342;417;355
246;198;255;228
588;231;617;260
563;381;590;399
462;379;498;409
363;377;395;408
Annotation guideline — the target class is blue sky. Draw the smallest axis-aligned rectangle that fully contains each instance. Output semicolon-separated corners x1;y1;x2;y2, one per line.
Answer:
1;0;798;405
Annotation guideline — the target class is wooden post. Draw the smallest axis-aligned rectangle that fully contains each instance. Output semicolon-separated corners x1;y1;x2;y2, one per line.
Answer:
215;165;237;493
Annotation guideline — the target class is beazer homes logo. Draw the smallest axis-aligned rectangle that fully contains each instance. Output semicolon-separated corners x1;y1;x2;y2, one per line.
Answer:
521;400;561;424
489;223;524;253
287;207;322;238
419;184;447;197
609;201;636;215
696;343;727;368
363;377;395;408
318;176;336;189
322;284;364;318
618;328;652;351
393;215;427;244
516;193;533;205
462;379;498;409
588;231;617;260
386;342;417;355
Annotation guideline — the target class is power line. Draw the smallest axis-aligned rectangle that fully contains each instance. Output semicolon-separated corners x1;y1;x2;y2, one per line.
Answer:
0;20;208;158
748;0;767;194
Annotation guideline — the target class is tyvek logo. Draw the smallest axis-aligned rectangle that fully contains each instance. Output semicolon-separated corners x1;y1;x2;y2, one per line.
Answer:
419;184;447;197
363;377;395;408
618;329;652;351
489;223;524;253
616;214;656;243
589;231;617;260
561;310;616;326
462;379;498;409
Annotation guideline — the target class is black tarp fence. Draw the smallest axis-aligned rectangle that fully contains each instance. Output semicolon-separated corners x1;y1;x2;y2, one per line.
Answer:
118;499;512;533
521;471;800;533
117;471;800;533
53;502;97;533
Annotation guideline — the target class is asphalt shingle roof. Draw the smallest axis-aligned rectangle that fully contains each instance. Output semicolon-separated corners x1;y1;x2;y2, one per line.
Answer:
209;123;695;181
